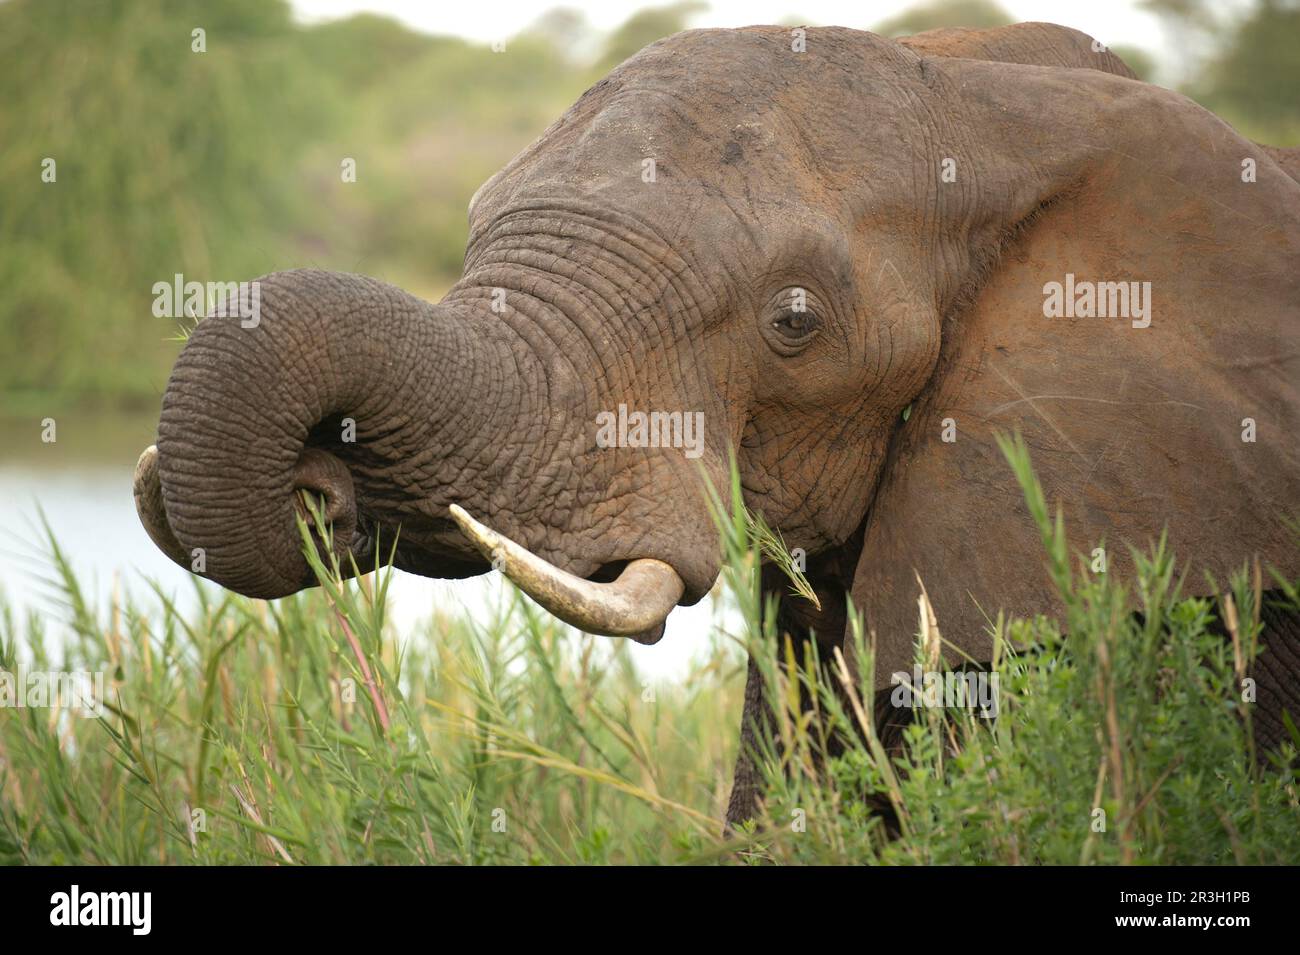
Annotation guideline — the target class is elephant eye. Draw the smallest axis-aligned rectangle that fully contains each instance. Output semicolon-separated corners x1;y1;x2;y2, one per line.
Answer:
772;309;819;341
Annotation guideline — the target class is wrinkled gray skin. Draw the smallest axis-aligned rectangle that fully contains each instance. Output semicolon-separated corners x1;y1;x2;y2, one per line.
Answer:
137;23;1300;828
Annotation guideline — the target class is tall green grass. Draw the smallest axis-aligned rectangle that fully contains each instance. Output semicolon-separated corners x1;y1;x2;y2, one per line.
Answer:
1;444;1297;864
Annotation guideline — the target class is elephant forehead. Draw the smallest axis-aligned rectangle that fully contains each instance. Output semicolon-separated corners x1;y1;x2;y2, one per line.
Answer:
481;41;926;200
510;92;794;194
565;88;905;186
476;109;876;247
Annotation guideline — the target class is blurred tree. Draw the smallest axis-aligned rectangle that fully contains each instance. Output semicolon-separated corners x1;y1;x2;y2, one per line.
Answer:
1139;0;1221;33
873;0;1012;37
1203;0;1300;134
598;1;707;69
1142;0;1299;142
0;0;611;408
298;13;437;90
1109;44;1157;80
0;0;333;403
1140;0;1236;82
525;7;595;63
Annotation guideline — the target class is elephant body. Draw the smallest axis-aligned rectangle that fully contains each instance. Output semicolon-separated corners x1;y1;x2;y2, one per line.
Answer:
134;22;1300;827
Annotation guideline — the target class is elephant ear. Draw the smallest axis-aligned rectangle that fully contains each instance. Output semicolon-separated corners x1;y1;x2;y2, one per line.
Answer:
852;56;1300;687
897;21;1138;79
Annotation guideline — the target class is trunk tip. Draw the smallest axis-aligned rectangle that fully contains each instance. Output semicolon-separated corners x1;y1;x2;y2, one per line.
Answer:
133;444;190;570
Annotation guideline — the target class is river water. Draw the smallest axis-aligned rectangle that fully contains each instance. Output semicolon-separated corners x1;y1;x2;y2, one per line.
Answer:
0;411;729;680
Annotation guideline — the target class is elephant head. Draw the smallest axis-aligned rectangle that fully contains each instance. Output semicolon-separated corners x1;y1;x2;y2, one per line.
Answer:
136;24;1300;680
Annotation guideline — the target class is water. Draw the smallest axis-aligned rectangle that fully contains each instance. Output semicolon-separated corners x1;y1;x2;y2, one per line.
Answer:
0;412;731;681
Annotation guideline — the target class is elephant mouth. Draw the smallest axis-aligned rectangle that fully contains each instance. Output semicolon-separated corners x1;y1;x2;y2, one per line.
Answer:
134;444;684;645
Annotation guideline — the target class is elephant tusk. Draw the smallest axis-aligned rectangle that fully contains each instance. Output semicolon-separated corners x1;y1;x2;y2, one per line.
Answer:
449;504;682;645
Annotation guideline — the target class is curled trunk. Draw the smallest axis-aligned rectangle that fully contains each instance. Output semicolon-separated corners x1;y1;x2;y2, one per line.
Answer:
147;270;481;598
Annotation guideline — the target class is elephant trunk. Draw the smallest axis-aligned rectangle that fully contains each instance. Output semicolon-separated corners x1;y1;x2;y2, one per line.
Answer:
135;267;700;640
143;269;472;599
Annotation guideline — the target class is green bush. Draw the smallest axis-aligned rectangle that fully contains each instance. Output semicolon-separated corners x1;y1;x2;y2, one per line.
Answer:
0;0;588;408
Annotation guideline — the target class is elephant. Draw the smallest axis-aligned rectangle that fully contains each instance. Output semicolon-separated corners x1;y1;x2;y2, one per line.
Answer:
134;22;1300;829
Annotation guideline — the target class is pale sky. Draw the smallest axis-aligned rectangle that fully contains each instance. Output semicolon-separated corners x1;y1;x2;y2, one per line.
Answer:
290;0;1175;64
